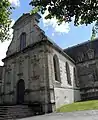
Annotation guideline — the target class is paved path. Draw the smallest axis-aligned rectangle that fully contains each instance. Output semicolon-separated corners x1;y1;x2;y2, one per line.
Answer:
18;110;98;120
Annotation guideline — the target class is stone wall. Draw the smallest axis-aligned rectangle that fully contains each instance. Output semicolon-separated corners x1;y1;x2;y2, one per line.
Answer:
2;43;51;113
46;44;80;109
0;66;3;103
2;40;81;112
77;59;98;100
1;13;82;112
0;66;3;81
64;39;98;101
6;13;43;57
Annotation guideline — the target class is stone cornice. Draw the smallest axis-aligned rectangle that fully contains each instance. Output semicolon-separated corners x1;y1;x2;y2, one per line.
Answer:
2;40;75;63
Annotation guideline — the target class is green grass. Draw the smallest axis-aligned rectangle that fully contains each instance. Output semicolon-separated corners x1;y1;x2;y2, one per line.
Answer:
57;100;98;112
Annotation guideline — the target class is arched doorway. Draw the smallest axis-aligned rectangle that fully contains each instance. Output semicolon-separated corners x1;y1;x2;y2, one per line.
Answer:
17;79;25;104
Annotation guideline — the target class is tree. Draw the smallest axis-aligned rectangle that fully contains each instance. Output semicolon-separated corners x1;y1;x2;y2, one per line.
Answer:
91;26;96;40
30;0;98;26
0;0;13;42
91;21;98;40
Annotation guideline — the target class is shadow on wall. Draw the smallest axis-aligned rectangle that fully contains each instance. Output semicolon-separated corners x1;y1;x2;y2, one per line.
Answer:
28;101;43;115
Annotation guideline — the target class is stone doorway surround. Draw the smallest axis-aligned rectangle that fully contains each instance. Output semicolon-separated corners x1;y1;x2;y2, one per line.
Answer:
16;79;25;104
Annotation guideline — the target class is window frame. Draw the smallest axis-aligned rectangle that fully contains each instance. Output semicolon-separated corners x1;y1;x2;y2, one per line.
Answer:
66;62;72;85
53;54;61;82
20;32;26;50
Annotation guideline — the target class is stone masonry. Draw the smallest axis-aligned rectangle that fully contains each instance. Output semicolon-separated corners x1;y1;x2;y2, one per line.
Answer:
0;13;97;114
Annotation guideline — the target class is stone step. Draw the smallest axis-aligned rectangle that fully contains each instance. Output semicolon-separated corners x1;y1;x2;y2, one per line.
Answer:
0;113;6;115
0;105;34;119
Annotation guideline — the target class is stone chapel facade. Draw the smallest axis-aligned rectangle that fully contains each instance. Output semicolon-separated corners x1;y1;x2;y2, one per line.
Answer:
0;13;97;113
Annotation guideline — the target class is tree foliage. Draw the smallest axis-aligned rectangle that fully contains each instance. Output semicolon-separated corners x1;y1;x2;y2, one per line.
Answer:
91;21;98;40
0;0;12;42
30;0;98;26
91;26;96;40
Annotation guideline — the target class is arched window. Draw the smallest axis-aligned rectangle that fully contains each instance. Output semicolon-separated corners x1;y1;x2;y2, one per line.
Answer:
20;32;26;50
66;62;71;85
53;54;61;82
74;68;79;87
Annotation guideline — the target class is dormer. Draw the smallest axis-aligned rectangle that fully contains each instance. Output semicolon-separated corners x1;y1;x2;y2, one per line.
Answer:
6;13;43;56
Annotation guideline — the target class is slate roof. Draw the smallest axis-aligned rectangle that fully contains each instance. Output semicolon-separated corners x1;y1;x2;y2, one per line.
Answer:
64;38;98;63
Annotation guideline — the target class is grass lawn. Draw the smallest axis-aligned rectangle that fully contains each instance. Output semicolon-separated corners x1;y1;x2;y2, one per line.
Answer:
57;100;98;112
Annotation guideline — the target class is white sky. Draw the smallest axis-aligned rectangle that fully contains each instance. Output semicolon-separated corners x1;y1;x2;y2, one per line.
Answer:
42;5;70;34
0;41;11;65
0;19;15;66
8;0;20;7
0;0;18;66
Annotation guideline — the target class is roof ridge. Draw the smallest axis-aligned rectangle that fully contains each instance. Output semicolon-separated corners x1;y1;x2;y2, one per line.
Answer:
64;38;98;51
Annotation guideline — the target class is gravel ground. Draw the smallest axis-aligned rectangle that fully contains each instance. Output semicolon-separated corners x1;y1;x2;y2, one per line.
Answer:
18;110;98;120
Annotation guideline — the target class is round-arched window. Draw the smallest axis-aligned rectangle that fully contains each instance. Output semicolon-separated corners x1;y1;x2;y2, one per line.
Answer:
66;62;71;85
53;54;61;82
20;32;26;50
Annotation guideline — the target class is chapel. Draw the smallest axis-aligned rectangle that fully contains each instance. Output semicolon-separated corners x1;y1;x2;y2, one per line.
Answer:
0;13;98;114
